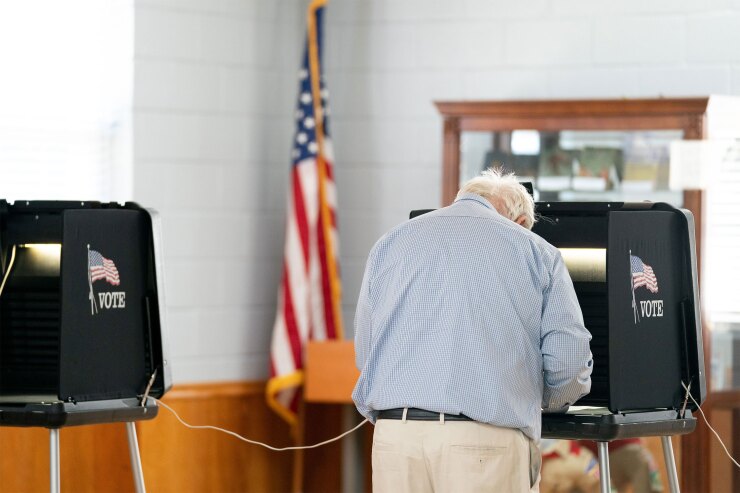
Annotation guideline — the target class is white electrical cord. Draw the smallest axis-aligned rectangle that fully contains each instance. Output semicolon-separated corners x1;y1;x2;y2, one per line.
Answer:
152;385;739;464
0;245;17;297
681;381;740;469
149;396;370;451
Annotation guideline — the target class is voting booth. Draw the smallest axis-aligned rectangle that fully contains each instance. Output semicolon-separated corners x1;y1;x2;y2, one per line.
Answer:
532;201;706;493
412;200;704;493
412;200;705;413
533;201;705;412
0;200;171;492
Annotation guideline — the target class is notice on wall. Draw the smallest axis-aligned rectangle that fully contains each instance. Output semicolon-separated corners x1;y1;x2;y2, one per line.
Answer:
669;139;740;190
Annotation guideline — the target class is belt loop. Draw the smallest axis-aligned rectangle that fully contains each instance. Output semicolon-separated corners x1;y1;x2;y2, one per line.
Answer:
402;407;408;424
439;413;445;425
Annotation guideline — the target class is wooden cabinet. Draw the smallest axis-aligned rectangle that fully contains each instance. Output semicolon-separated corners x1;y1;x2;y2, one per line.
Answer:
435;98;734;204
436;97;740;493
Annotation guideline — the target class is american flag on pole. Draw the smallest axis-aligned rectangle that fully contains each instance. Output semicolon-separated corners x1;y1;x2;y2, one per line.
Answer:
89;249;121;286
266;0;343;426
630;255;658;294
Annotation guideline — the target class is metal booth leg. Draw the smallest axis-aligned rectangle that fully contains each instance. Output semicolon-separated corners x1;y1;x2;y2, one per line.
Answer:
661;436;681;493
597;441;611;493
49;428;60;493
126;422;146;493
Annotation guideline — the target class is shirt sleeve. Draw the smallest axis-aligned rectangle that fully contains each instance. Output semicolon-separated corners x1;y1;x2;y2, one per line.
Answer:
540;252;593;411
354;248;377;371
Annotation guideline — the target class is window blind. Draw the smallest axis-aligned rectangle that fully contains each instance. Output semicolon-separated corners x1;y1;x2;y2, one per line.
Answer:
0;0;132;202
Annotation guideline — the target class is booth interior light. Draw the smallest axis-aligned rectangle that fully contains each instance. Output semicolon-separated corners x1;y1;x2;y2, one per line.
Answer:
558;248;607;283
20;243;62;255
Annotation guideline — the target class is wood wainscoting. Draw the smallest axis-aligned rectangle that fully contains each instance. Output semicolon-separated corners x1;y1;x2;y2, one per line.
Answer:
0;380;689;493
0;381;296;493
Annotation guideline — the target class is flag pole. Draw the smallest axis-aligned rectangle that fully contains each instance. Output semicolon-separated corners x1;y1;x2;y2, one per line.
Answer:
293;5;339;489
87;244;98;315
307;0;344;339
630;249;638;323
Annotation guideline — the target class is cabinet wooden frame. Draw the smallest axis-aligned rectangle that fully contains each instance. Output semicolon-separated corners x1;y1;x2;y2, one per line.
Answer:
435;98;708;205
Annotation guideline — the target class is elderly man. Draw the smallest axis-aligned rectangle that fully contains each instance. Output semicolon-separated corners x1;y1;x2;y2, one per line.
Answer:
352;168;593;493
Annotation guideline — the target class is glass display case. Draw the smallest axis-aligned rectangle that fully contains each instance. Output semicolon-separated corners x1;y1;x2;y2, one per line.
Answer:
436;97;740;493
459;129;684;205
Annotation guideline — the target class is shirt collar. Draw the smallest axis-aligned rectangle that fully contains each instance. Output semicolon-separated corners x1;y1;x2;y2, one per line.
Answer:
454;193;494;210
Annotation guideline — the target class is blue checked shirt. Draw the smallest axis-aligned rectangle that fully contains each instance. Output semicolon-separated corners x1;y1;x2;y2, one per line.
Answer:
352;193;593;441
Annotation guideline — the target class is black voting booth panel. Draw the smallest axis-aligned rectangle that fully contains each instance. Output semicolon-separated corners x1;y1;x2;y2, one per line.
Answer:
533;201;705;414
0;201;171;428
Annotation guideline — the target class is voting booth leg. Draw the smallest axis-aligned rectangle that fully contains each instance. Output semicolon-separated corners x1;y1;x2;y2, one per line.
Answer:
126;422;146;493
45;424;146;493
661;436;681;493
49;428;60;493
597;442;610;493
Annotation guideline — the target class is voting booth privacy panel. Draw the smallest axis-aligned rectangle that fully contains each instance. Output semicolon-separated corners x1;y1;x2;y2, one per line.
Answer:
532;201;705;413
0;200;171;427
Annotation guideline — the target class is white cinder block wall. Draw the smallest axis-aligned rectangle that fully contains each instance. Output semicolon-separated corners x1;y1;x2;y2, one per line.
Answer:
133;0;306;382
134;0;740;383
325;0;740;340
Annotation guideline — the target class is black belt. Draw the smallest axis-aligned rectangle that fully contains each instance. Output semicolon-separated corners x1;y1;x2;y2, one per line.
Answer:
377;408;474;421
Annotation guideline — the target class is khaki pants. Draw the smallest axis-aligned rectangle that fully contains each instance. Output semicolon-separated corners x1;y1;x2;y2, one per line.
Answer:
372;418;540;493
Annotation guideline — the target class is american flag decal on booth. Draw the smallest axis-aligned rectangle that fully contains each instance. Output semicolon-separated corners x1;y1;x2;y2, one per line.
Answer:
87;246;121;315
266;0;343;426
89;249;121;286
630;255;658;294
629;252;659;324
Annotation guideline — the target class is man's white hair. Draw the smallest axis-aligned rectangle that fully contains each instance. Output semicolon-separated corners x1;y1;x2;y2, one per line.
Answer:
456;168;536;229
